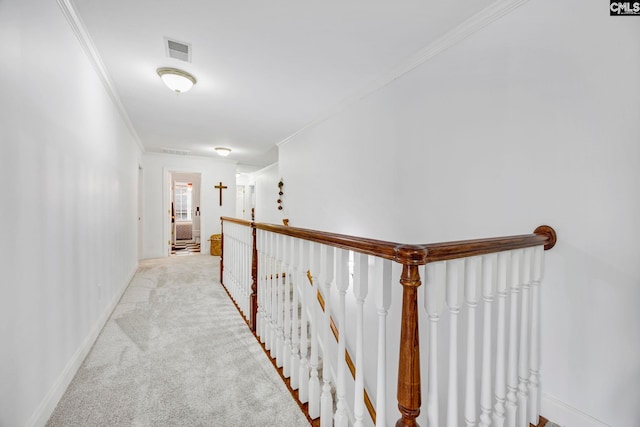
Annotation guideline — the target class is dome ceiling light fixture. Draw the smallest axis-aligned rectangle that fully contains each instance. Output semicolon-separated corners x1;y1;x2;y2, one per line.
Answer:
156;67;197;93
215;147;232;157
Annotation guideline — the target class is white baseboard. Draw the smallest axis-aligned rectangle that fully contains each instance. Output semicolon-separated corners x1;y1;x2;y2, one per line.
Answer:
26;264;138;427
542;393;611;427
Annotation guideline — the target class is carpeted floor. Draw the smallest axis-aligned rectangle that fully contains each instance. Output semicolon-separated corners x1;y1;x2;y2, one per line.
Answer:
47;255;309;427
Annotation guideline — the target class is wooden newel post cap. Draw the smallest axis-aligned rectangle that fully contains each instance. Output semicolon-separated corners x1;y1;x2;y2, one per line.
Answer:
394;245;428;265
534;225;557;250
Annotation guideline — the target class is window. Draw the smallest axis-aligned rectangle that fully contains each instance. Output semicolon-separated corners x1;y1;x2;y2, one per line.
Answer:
174;183;192;221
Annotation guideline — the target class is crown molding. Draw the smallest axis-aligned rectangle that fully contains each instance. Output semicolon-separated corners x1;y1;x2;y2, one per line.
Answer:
57;0;145;153
278;0;531;148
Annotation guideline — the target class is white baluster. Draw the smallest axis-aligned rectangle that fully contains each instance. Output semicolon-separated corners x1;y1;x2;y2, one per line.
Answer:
225;226;230;285
308;242;321;419
290;237;300;391
231;229;235;290
282;235;292;378
479;253;497;427
269;233;278;358
275;234;285;368
425;261;446;427
464;256;481;427
265;232;274;350
518;248;534;426
244;226;251;314
506;249;522;427
493;251;511;427
260;230;269;342
233;229;238;295
244;229;249;313
237;229;242;304
256;230;264;341
225;228;232;293
528;245;544;425
298;240;311;404
237;228;242;309
353;252;368;427
244;228;249;312
229;231;235;291
446;259;465;427
236;228;241;299
242;231;251;319
261;231;269;346
333;249;350;427
236;229;241;301
233;231;238;300
374;257;392;427
320;245;335;426
240;229;244;306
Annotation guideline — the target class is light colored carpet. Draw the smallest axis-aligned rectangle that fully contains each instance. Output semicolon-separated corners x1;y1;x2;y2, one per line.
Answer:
47;255;309;427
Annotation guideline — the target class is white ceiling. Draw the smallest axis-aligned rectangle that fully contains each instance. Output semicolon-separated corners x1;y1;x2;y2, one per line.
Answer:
71;0;498;169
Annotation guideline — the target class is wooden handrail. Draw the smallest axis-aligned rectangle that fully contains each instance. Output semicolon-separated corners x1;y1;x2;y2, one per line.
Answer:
222;216;253;227
221;217;557;266
422;225;556;262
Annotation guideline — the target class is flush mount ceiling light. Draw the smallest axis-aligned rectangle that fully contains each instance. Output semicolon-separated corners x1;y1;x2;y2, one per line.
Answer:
215;147;232;157
156;67;197;93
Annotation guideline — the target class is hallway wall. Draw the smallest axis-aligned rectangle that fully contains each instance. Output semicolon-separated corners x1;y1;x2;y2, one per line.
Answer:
252;163;285;225
279;0;640;425
0;0;142;426
140;152;236;259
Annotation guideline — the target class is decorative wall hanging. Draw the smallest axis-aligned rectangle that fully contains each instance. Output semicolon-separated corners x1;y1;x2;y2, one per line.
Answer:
215;181;228;206
277;179;284;211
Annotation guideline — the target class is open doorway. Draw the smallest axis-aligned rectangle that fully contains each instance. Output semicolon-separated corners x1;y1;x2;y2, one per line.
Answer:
169;171;202;256
235;184;255;220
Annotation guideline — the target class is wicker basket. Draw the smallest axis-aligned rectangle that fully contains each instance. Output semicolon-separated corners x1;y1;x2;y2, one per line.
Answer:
209;234;222;256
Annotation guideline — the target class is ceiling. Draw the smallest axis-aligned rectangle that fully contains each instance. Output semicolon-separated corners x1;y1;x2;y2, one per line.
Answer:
71;0;497;170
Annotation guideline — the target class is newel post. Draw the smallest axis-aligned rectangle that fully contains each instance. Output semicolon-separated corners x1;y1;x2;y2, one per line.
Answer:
395;246;427;427
220;218;225;286
250;209;258;332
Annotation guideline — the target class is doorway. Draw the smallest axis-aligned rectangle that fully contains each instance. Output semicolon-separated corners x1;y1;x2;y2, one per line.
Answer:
235;184;255;220
168;171;202;256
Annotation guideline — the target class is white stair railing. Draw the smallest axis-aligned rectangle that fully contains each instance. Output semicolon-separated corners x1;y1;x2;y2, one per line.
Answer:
220;220;252;316
254;231;387;426
422;245;546;427
220;218;555;427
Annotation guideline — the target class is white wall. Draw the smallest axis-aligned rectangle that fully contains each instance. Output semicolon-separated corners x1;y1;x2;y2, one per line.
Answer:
141;152;236;259
279;0;640;426
252;163;286;225
0;0;142;426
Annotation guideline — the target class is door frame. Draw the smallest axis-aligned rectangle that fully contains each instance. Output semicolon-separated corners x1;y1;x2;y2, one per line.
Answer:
162;167;204;257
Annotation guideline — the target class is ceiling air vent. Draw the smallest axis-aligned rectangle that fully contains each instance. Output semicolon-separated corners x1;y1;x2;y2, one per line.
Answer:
161;147;191;156
165;38;191;62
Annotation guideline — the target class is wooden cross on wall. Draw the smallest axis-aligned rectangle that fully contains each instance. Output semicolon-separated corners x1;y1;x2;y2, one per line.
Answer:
214;182;228;206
